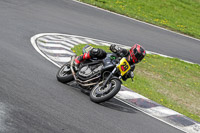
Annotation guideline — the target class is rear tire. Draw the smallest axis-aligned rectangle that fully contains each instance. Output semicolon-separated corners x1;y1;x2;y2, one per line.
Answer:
56;62;74;83
90;79;121;103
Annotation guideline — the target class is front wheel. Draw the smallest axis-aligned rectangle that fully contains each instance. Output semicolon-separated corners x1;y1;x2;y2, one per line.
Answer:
90;79;121;103
56;62;74;83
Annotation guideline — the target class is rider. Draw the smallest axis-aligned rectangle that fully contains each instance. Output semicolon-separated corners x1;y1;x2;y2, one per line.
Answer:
74;44;146;80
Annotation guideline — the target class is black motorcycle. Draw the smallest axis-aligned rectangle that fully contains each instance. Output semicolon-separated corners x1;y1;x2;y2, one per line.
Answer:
56;46;134;103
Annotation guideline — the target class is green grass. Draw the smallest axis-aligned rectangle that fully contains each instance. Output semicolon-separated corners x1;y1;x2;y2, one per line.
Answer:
72;44;200;122
80;0;200;39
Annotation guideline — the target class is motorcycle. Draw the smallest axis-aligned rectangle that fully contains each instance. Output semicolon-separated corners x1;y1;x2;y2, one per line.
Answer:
56;45;134;103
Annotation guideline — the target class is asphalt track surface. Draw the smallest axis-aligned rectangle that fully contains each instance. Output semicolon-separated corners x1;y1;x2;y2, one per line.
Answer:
0;0;199;132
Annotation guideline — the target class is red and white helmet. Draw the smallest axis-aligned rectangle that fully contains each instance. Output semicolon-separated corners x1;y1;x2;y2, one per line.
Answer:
129;44;146;64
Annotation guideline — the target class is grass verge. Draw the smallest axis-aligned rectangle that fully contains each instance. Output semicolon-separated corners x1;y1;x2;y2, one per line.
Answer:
79;0;200;39
72;44;200;122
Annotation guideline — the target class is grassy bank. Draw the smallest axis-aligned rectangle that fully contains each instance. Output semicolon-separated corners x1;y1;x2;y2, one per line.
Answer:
80;0;200;39
72;44;200;122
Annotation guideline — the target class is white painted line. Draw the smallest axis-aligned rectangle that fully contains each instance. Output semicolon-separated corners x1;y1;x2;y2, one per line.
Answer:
84;39;99;45
117;44;131;49
60;41;76;48
37;38;48;43
180;60;195;64
72;38;88;44
65;34;127;46
47;55;71;63
65;40;79;45
98;41;131;49
37;38;59;43
38;38;75;48
100;42;112;46
38;47;75;55
73;0;200;42
147;51;173;58
145;106;181;117
116;91;148;100
47;35;72;41
38;42;71;50
31;35;60;67
44;35;64;40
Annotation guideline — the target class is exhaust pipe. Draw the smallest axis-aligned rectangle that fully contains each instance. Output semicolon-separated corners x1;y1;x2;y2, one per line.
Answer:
70;56;77;80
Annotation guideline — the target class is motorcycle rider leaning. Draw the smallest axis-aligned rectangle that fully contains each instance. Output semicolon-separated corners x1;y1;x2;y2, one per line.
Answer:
74;44;146;81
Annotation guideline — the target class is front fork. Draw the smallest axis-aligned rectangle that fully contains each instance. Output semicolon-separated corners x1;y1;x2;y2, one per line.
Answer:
101;68;117;88
70;56;77;80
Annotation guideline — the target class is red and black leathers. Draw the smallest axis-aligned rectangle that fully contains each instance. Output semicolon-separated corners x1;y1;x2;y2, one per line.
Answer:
75;45;130;65
75;48;107;65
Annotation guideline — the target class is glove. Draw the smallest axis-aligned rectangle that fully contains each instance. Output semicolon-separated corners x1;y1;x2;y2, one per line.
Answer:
110;44;129;57
110;44;120;53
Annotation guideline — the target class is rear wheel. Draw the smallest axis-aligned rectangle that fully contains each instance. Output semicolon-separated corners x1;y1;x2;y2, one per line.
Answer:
90;79;121;103
56;62;74;83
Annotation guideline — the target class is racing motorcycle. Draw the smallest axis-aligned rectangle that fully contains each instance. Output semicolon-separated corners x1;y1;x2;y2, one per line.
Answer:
56;45;134;103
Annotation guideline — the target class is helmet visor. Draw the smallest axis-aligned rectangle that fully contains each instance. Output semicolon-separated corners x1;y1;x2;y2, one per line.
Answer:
134;49;145;62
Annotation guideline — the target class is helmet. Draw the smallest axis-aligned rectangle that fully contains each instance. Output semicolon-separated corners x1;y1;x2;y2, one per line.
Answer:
129;44;146;64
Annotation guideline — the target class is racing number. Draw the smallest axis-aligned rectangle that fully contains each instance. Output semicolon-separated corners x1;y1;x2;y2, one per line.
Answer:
121;62;129;71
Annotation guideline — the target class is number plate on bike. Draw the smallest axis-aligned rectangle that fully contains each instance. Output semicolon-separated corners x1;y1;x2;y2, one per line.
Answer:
117;58;130;76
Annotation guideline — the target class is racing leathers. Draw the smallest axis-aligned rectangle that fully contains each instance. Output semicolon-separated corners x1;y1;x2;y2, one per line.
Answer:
74;48;107;65
74;44;135;81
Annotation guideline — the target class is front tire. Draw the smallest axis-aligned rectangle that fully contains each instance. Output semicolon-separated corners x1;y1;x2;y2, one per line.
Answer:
56;62;74;83
90;79;121;103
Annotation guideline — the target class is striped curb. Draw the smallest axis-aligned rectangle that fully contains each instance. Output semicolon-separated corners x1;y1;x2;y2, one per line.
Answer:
31;33;200;133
